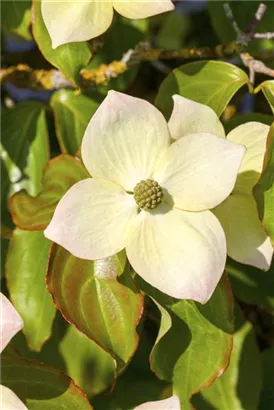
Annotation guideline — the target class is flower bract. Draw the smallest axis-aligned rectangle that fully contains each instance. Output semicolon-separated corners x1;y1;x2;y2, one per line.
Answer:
134;395;180;409
41;0;174;48
0;292;23;353
0;293;26;410
45;91;246;303
0;385;27;410
171;97;273;270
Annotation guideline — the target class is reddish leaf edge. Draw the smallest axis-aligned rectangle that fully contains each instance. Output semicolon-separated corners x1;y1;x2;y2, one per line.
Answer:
2;355;93;409
46;243;144;392
191;274;234;397
9;154;85;231
148;274;234;401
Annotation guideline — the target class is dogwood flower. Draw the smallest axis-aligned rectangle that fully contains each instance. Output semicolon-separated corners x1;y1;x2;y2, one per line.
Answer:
0;386;27;410
134;395;180;409
0;293;23;352
169;95;273;270
0;293;27;410
41;0;174;48
45;91;245;303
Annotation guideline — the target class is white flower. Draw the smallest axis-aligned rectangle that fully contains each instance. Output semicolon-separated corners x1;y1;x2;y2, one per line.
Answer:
214;123;274;269
134;395;180;409
0;293;27;410
0;293;23;353
169;95;273;270
45;91;245;303
41;0;174;48
0;386;27;410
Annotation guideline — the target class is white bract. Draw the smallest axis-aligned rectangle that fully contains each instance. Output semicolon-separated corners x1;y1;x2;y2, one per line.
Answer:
170;96;273;270
0;293;23;352
0;293;27;410
41;0;174;48
134;395;180;409
45;91;245;303
0;386;27;410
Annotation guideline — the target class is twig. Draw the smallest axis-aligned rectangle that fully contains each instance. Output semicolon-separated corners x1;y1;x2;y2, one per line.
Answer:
80;61;127;87
2;3;274;93
245;3;267;39
0;64;72;90
253;32;274;40
240;52;274;84
224;2;274;84
223;3;243;42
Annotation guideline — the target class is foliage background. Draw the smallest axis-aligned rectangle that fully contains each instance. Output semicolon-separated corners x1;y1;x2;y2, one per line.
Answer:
1;1;274;409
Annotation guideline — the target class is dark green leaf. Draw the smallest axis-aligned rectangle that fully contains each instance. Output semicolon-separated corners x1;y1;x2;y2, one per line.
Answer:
60;325;115;397
253;122;274;243
260;347;274;409
93;331;170;410
50;90;101;154
32;2;91;86
87;16;148;93
47;246;144;370
1;102;49;227
227;258;274;312
140;277;234;409
224;113;273;134
1;0;31;40
10;155;89;230
157;11;190;50
155;61;249;119
1;355;93;409
6;229;55;351
192;304;262;410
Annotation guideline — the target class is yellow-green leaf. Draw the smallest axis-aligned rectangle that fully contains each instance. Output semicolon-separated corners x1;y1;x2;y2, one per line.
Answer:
155;61;249;119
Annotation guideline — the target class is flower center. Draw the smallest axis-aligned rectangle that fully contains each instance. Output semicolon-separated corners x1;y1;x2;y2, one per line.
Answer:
133;179;163;210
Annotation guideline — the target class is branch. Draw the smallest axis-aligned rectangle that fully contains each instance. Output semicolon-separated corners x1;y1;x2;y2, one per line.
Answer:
0;64;72;90
240;52;274;84
253;32;274;40
1;1;274;92
224;2;274;83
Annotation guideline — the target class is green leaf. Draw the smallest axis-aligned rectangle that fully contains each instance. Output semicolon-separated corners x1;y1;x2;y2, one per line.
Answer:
1;355;93;409
224;113;273;134
157;11;190;50
253;122;274;243
8;312;69;372
50;90;101;154
10;155;89;230
208;1;274;53
142;277;234;409
155;61;249;119
260;347;274;409
226;258;274;312
1;225;12;278
9;313;116;398
1;102;49;227
6;229;55;351
1;1;32;40
87;16;148;93
192;304;262;410
93;331;170;410
255;80;274;113
47;246;144;370
60;325;115;397
32;2;91;86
